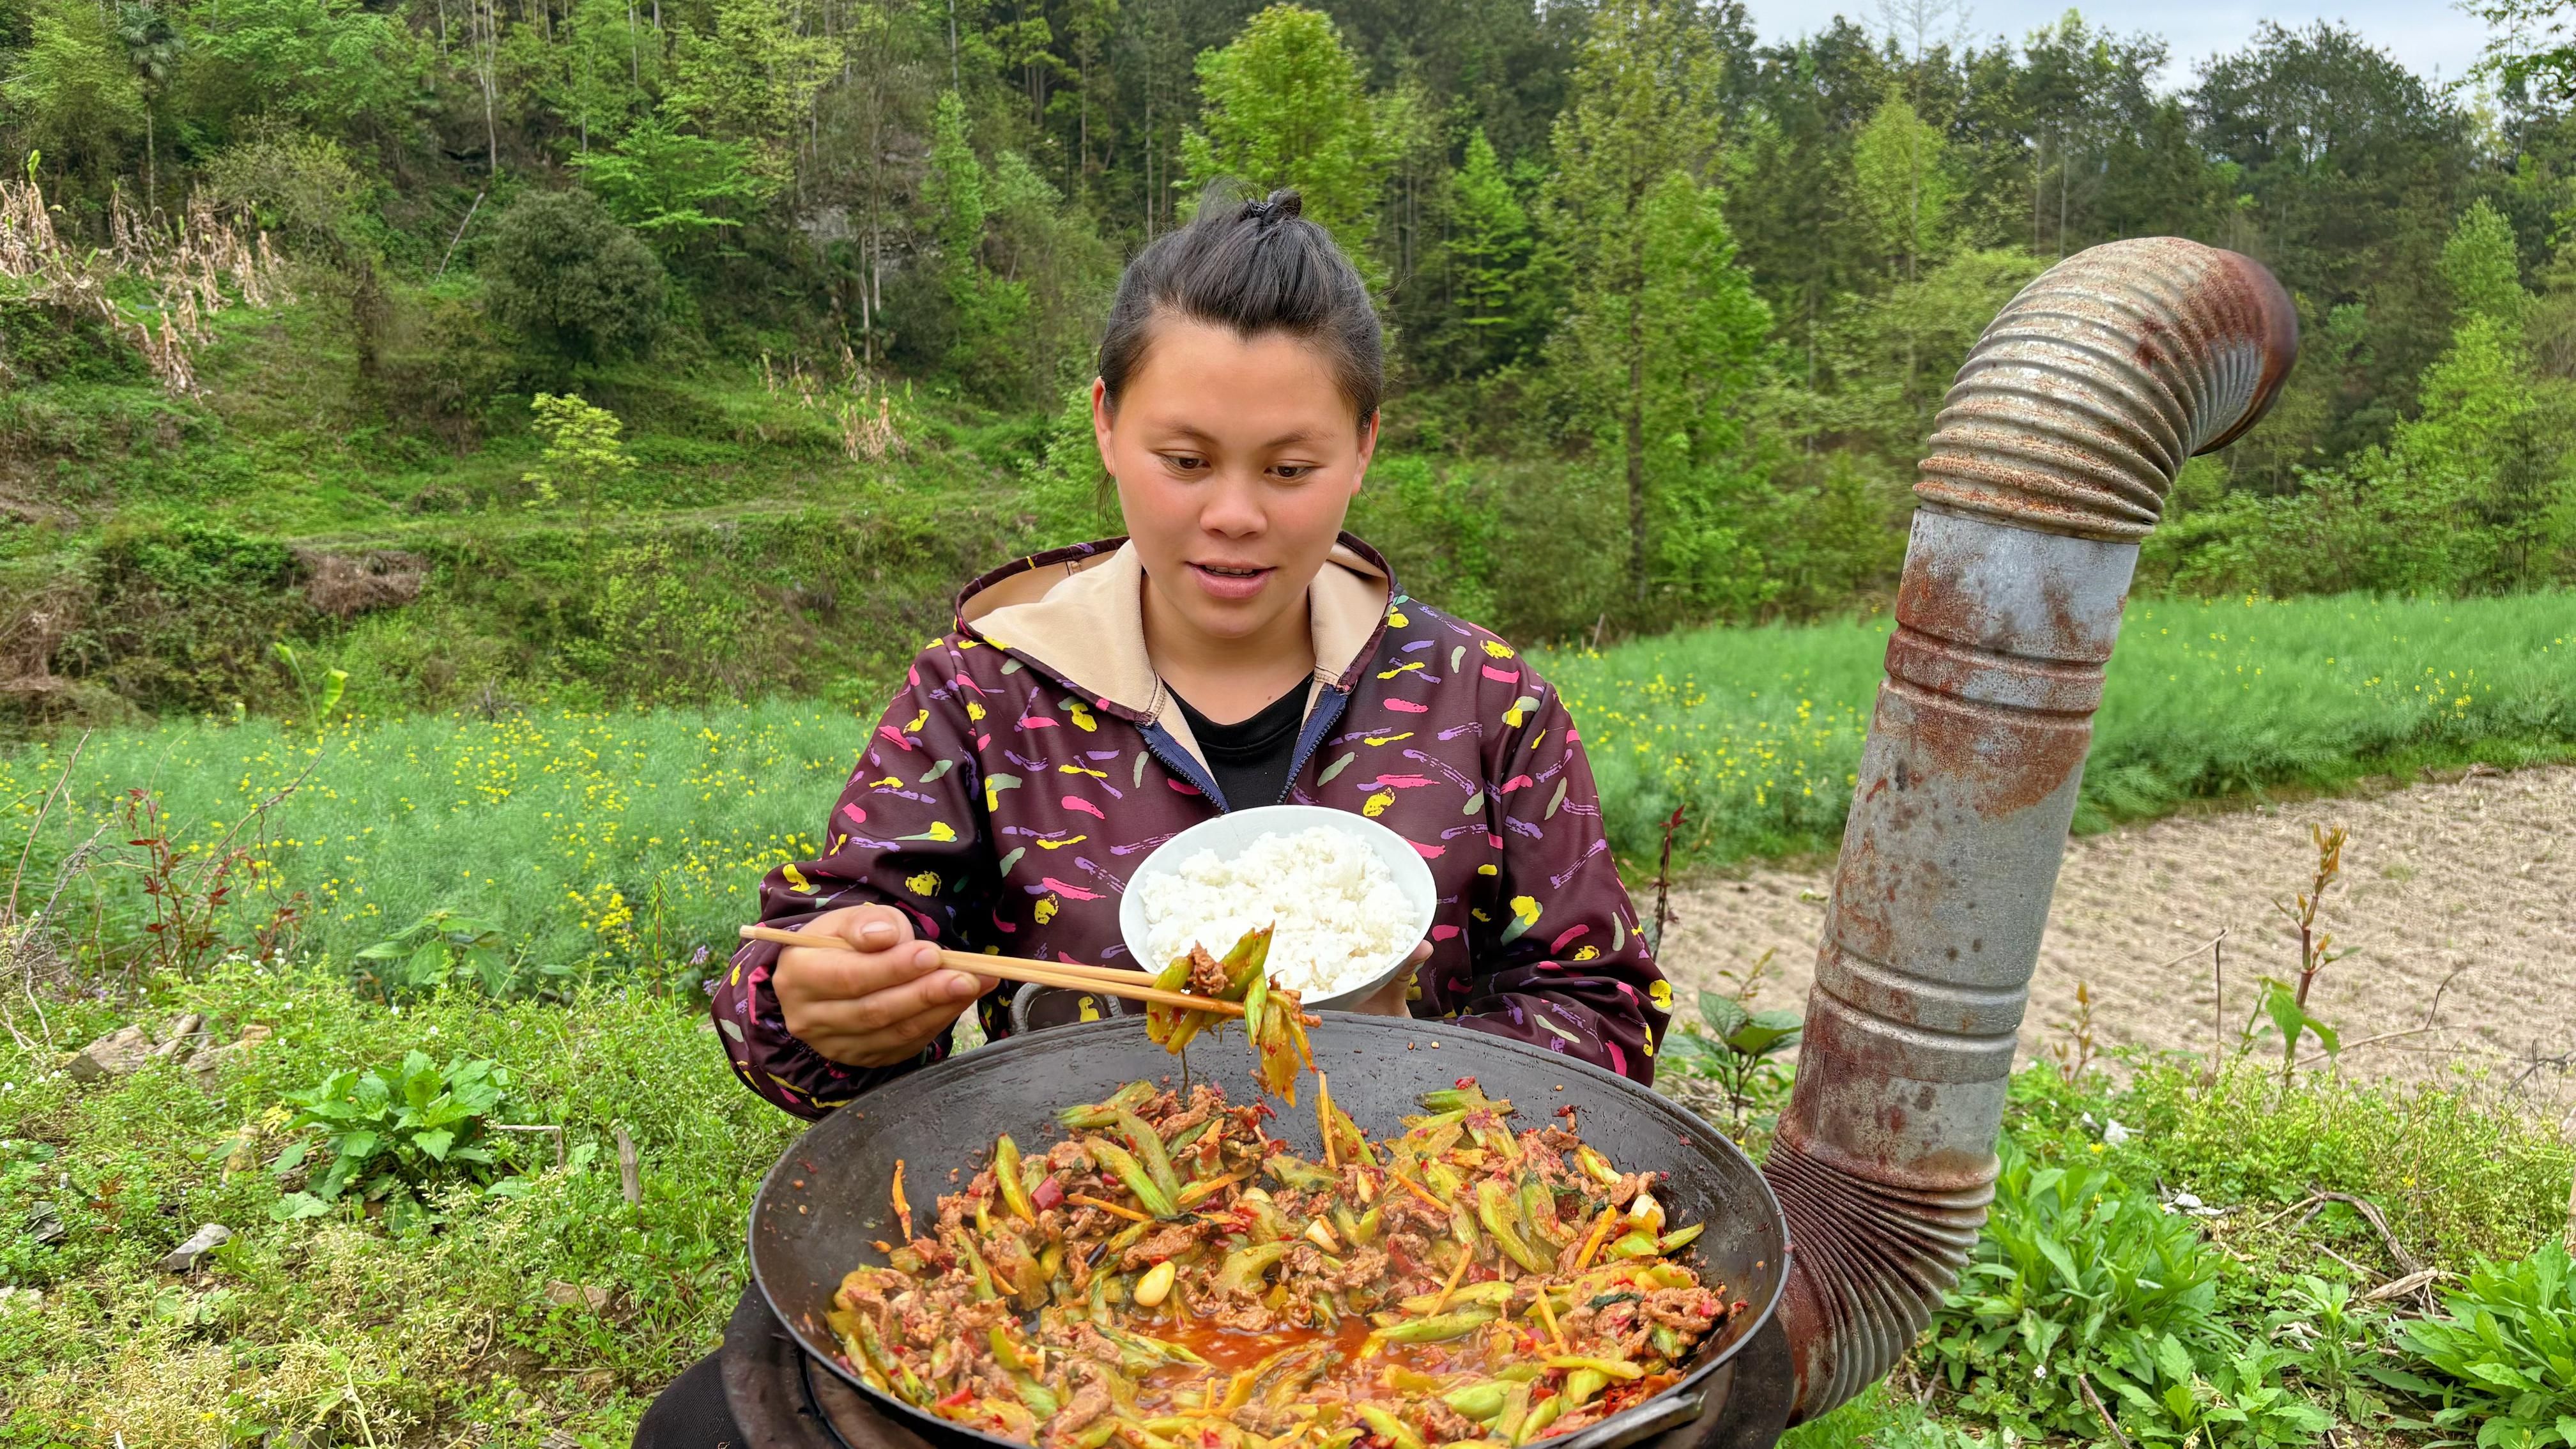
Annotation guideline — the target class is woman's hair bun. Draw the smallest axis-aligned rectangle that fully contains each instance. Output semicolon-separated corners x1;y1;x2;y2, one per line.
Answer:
1098;182;1380;427
1239;189;1304;225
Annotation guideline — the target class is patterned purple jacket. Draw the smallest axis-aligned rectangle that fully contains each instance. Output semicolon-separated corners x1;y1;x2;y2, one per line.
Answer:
712;536;1672;1119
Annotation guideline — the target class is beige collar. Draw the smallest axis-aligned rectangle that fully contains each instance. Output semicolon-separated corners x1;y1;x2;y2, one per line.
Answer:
960;540;1390;776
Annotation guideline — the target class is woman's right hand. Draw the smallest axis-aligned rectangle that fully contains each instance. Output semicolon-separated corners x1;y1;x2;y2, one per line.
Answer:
770;903;997;1069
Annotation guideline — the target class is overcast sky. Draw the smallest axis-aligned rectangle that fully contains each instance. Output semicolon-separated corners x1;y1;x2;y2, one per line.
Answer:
1745;1;2487;91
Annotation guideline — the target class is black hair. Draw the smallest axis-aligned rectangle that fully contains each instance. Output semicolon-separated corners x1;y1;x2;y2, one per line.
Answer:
1096;188;1383;430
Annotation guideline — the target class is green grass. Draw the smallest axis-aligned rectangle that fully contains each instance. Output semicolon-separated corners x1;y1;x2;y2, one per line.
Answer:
1540;590;2576;868
0;962;797;1446
3;286;1053;730
8;592;2572;992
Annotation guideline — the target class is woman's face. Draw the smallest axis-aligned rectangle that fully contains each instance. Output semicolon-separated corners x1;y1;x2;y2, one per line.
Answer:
1094;316;1376;646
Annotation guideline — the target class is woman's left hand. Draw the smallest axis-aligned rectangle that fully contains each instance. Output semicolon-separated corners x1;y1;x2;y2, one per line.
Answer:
1349;942;1432;1017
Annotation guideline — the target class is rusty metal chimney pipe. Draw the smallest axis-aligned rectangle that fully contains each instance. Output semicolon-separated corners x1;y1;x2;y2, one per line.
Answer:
1763;238;2297;1422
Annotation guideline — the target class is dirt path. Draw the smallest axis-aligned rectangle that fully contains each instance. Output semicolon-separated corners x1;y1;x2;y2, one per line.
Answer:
1655;765;2576;1121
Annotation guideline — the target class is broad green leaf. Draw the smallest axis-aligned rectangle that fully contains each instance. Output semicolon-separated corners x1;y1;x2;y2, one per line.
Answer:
1697;990;1748;1037
2034;1233;2082;1289
415;1128;455;1162
268;1192;329;1222
1723;1016;1801;1057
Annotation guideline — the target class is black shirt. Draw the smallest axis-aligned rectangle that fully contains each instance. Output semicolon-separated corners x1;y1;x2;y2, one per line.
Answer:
1169;683;1308;811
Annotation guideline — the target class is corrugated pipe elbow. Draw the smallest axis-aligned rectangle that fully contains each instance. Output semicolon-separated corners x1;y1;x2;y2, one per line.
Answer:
1764;238;2296;1422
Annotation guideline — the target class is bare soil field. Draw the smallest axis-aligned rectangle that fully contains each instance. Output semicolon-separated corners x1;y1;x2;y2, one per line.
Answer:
1655;765;2576;1121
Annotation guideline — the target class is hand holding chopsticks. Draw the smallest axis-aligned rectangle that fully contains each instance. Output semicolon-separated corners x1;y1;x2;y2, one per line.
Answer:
737;924;1246;1018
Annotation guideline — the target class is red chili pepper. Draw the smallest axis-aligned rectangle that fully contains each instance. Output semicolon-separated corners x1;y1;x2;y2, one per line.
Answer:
1031;1176;1065;1212
938;1384;976;1409
1455;1077;1475;1089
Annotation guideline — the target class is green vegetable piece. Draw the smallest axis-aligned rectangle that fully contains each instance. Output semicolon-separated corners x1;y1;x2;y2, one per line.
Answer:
1085;1137;1179;1218
1441;1382;1510;1421
1657;1223;1705;1253
1267;1154;1338;1191
1243;970;1270;1045
994;1135;1036;1223
1478;1179;1555;1274
1114;1111;1184;1204
1512;1395;1561;1446
948;1230;1000;1301
1609;1230;1662;1260
1061;1081;1158;1129
1496;1382;1534;1440
1215;1240;1291;1292
1357;1406;1427;1449
1375;1306;1499;1342
1351;1204;1383;1246
1519;1177;1570;1246
1563;1369;1607;1409
1398;1280;1516;1314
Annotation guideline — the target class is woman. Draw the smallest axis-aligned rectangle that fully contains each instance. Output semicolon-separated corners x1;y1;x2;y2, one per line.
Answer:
635;191;1670;1443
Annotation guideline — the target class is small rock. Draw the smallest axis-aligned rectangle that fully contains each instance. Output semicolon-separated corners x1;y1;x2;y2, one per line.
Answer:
187;1023;275;1087
544;1280;612;1310
153;1013;208;1064
26;1202;65;1246
160;1222;233;1272
66;1025;155;1082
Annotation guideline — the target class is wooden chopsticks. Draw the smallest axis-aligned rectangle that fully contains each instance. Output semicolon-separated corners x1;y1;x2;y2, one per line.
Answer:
733;924;1242;1017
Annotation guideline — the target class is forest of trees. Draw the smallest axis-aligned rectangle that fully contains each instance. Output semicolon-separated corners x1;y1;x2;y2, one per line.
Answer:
6;0;2576;650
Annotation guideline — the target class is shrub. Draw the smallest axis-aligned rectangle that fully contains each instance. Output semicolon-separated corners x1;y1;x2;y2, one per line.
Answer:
483;188;666;367
269;1051;518;1228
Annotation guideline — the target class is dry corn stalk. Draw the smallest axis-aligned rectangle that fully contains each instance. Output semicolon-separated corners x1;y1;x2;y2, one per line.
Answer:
1;176;291;395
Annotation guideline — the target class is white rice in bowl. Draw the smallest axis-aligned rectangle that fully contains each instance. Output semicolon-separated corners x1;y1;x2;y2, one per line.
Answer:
1135;825;1413;995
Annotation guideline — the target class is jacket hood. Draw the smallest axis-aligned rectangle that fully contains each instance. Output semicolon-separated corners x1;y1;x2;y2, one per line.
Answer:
954;534;1394;771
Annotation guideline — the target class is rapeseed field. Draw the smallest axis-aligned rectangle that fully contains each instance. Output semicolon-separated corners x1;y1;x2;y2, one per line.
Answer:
6;593;2568;982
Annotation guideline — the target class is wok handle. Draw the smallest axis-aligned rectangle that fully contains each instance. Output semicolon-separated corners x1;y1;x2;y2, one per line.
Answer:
1549;1388;1708;1449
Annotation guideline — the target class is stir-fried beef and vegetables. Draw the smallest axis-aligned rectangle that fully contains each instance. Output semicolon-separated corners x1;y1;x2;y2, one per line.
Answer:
1142;926;1316;1103
829;1077;1738;1449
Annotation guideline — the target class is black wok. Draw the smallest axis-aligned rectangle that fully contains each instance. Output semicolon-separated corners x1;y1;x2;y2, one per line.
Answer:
749;1015;1790;1449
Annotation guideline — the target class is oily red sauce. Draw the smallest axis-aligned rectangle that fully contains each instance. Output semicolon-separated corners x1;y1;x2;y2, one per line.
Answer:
1119;1305;1510;1411
1127;1309;1379;1373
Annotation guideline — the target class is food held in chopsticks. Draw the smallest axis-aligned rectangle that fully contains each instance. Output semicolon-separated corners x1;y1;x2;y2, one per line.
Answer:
1144;926;1315;1103
826;1077;1736;1449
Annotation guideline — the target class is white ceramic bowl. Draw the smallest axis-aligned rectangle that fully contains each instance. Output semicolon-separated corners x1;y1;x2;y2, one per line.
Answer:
1118;804;1438;1011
